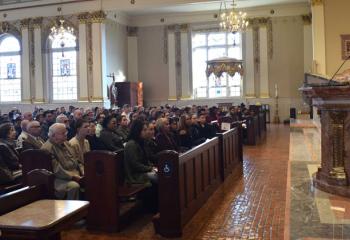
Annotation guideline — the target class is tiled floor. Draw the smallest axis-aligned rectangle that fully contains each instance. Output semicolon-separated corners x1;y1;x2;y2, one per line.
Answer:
289;125;350;239
63;124;290;240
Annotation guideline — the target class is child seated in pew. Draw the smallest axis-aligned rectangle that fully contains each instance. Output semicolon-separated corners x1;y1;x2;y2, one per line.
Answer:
124;119;158;212
0;122;22;185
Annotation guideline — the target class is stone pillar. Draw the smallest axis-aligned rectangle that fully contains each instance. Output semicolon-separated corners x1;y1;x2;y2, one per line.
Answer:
302;14;313;73
20;19;31;103
180;24;191;99
311;0;326;75
259;22;269;98
90;10;106;103
77;13;89;102
244;27;255;98
32;17;44;103
167;26;177;100
127;27;139;83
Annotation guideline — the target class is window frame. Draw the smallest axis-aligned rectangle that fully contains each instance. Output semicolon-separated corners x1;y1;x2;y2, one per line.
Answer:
192;31;243;99
0;34;22;103
48;31;79;103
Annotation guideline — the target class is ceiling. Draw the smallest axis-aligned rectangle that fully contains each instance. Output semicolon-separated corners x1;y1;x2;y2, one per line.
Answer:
0;0;309;16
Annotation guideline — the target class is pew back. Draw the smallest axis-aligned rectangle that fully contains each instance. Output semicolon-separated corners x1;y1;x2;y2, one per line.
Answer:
20;149;53;185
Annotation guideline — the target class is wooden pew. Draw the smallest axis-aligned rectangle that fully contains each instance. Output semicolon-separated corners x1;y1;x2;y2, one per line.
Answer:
153;137;221;238
0;169;89;240
84;150;147;232
217;127;243;181
19;149;53;185
244;115;259;145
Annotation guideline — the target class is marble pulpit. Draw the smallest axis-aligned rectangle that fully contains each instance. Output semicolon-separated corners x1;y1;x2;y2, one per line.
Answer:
300;73;350;197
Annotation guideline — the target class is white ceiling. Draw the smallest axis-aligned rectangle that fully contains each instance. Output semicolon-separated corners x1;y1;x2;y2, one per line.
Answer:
123;0;309;16
0;0;309;18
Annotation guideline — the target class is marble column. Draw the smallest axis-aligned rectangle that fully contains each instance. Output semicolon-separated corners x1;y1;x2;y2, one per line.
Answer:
167;26;177;100
77;13;89;102
259;24;269;98
20;19;31;103
32;17;44;103
90;10;106;103
244;27;255;98
127;27;139;83
180;25;192;99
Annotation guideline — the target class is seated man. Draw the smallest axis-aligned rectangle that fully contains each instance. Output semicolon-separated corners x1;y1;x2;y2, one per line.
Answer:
16;119;29;149
41;123;83;200
22;121;45;151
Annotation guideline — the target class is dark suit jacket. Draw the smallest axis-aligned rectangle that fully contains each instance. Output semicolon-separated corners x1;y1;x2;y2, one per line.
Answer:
22;134;45;151
156;132;179;152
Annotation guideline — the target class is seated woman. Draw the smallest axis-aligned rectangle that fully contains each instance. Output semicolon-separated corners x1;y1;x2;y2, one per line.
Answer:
99;115;124;152
69;119;91;166
124;119;158;212
178;114;193;149
0;122;22;185
155;118;179;152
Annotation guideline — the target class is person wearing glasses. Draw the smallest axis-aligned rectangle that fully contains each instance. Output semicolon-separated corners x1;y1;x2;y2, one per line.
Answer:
22;121;45;151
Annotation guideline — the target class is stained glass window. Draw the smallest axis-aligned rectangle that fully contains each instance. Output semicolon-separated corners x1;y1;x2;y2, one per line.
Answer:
50;31;77;101
192;31;242;99
0;34;21;102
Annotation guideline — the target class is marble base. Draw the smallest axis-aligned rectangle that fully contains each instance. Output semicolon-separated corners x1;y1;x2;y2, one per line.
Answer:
313;173;350;198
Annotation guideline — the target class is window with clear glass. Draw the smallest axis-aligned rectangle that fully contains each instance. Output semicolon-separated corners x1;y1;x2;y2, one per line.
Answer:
0;35;21;102
50;32;77;101
192;31;242;98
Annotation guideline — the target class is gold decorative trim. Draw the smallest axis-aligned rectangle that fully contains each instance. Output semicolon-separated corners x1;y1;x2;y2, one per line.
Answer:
0;22;10;33
32;17;43;28
245;94;256;98
180;96;192;100
168;96;178;101
329;111;347;180
20;18;31;29
79;97;90;101
259;94;270;98
90;10;106;23
248;17;269;27
77;12;90;24
168;24;188;32
302;14;312;25
311;0;323;6
33;98;45;103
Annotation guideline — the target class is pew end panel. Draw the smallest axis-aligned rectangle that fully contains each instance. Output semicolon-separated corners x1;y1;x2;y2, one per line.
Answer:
154;138;221;238
84;150;147;233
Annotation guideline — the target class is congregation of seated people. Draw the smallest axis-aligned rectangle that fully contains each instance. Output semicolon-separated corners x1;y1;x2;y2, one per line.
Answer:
0;103;252;205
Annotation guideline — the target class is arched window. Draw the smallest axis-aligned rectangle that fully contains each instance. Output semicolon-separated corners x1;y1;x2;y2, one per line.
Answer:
0;34;21;102
50;31;77;101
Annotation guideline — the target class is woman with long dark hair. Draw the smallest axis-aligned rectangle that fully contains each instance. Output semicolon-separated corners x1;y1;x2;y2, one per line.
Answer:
0;122;21;184
124;119;158;212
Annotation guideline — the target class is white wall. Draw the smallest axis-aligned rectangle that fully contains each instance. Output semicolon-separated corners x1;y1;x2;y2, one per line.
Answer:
138;16;310;121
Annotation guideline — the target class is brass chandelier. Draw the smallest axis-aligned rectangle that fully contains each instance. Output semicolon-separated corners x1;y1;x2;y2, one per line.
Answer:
219;0;249;33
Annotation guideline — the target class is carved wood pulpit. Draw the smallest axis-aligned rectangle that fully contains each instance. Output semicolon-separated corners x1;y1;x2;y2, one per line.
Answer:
300;73;350;197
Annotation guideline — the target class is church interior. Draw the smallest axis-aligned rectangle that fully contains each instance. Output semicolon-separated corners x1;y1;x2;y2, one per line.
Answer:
0;0;350;239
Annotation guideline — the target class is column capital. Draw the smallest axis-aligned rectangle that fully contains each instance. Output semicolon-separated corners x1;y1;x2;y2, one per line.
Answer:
168;24;189;32
90;10;106;23
127;26;138;37
311;0;323;6
20;18;31;29
248;17;269;27
302;14;312;25
77;12;90;24
32;17;43;29
0;22;10;33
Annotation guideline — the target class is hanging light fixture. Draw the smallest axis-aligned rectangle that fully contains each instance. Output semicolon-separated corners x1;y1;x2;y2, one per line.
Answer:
219;0;249;34
49;5;75;57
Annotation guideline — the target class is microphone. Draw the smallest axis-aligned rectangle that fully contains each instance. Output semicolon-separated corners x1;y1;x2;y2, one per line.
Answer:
329;55;350;85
